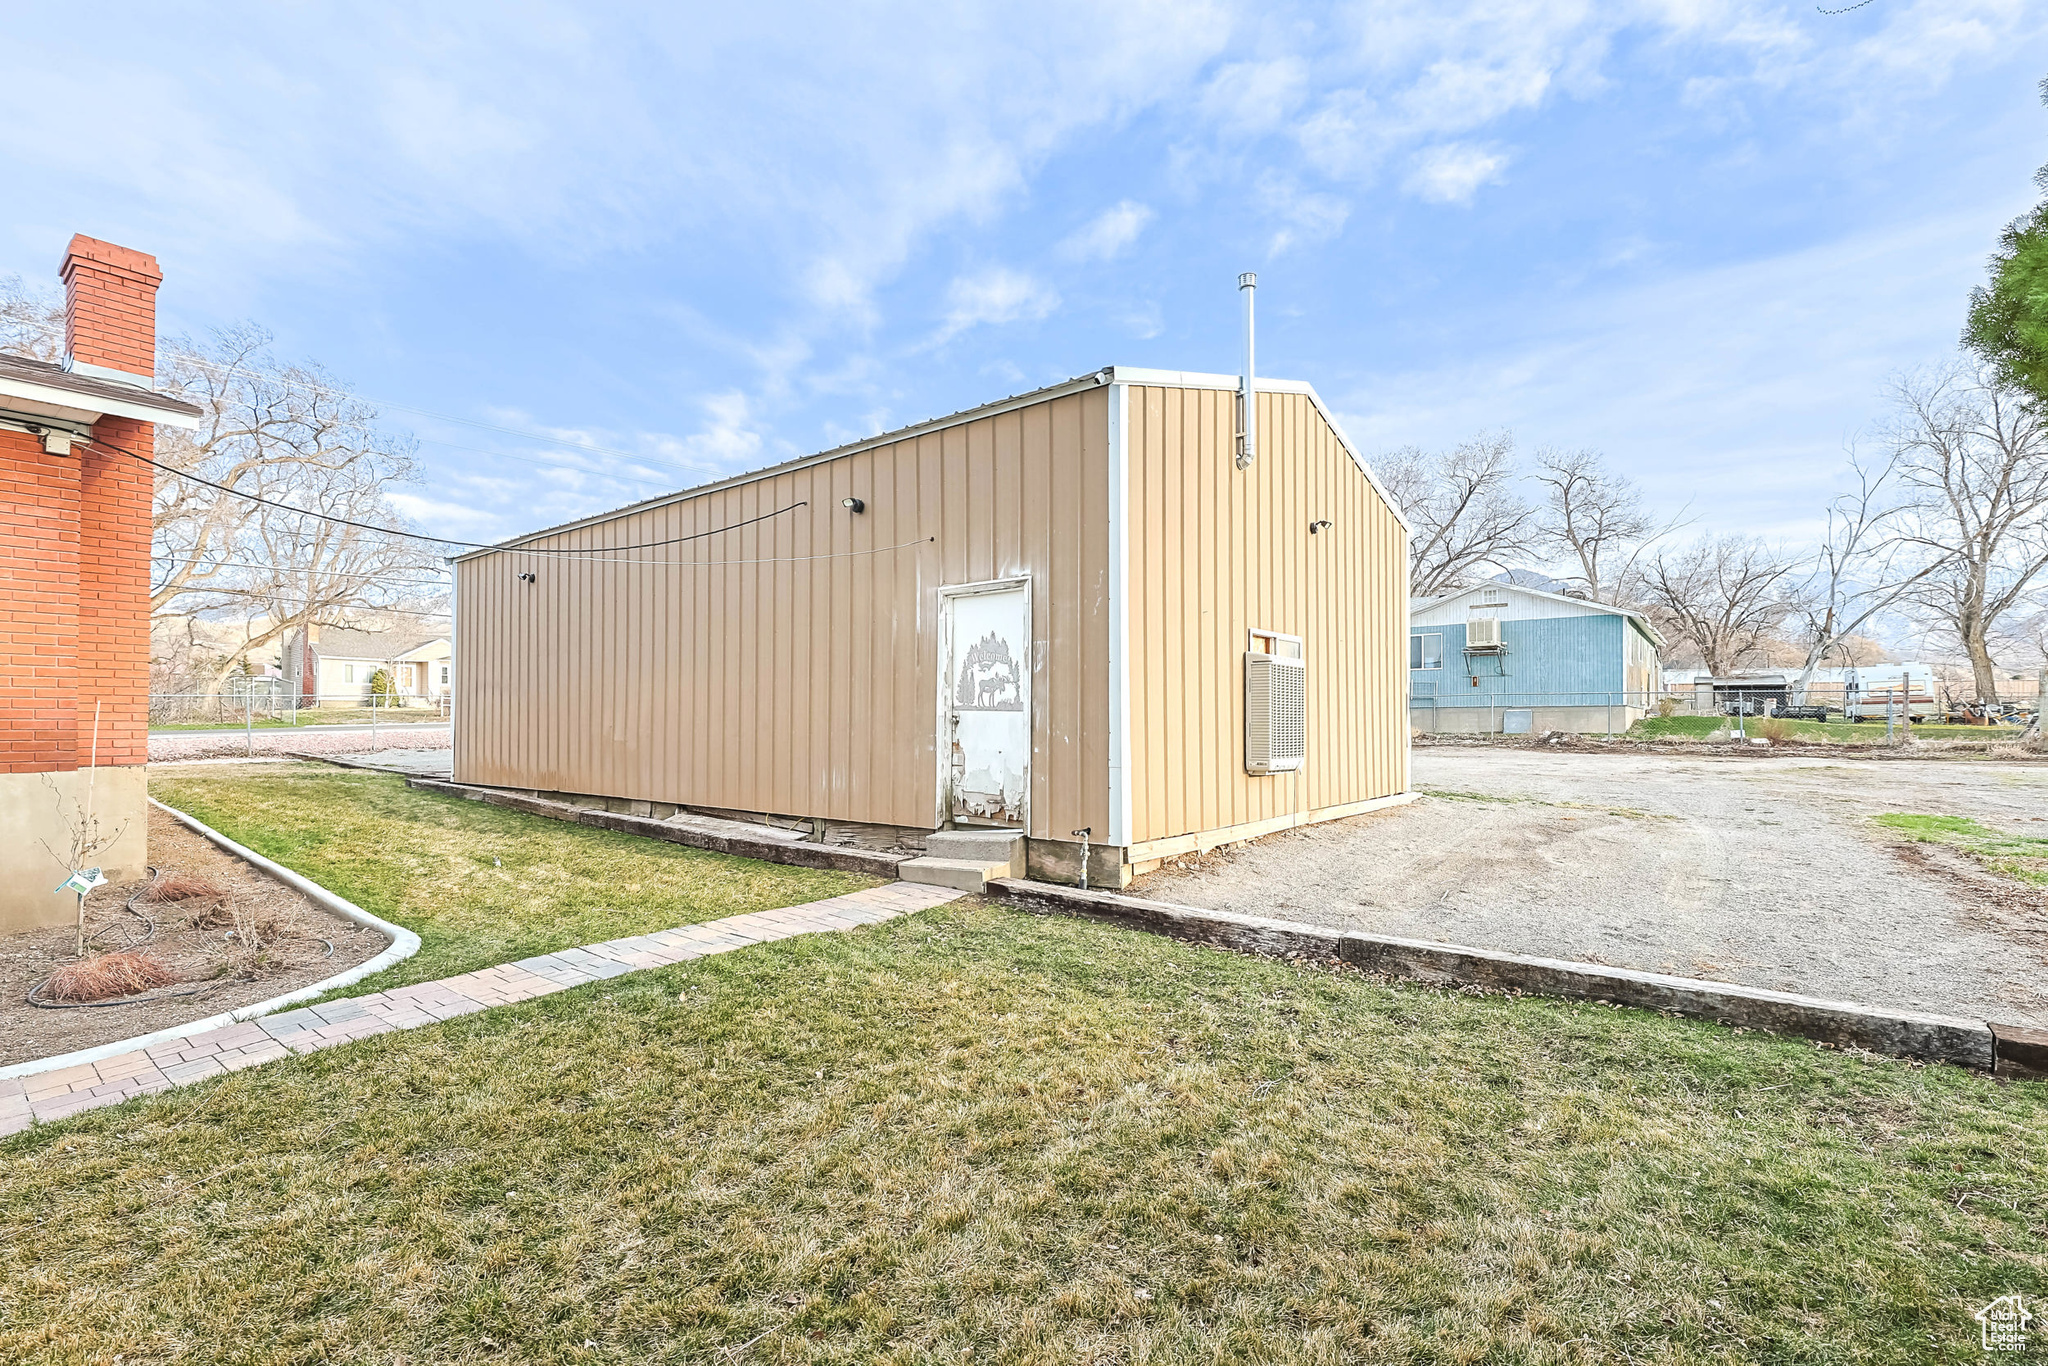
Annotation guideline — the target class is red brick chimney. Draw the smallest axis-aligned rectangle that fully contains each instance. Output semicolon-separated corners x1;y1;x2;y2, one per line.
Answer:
64;235;164;775
62;235;164;384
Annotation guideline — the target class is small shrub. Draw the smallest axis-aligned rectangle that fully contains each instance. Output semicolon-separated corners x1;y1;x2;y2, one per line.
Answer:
1654;697;1680;718
142;871;233;926
1754;717;1794;744
143;872;227;904
42;951;177;1003
218;900;283;977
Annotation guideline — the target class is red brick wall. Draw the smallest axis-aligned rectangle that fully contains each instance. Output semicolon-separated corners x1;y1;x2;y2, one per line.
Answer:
77;415;154;767
0;428;82;774
62;236;162;380
0;235;163;774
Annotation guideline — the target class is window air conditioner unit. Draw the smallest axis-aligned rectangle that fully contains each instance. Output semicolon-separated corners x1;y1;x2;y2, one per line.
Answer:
1245;652;1307;774
1466;617;1502;650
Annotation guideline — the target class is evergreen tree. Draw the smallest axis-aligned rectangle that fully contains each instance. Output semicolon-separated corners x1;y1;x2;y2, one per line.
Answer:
1965;77;2048;404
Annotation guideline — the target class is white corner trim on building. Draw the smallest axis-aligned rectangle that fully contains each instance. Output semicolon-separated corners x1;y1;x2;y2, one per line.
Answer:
1106;381;1132;849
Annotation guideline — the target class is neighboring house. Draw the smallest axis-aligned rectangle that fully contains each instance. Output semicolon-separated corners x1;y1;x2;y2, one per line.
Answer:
288;625;452;706
453;366;1414;888
0;236;204;932
1409;583;1662;735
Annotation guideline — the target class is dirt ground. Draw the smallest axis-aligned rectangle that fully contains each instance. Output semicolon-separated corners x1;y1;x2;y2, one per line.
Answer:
1129;749;2048;1028
0;806;387;1067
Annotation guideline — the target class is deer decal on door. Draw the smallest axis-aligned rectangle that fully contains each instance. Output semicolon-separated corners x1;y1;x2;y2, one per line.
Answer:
952;631;1023;712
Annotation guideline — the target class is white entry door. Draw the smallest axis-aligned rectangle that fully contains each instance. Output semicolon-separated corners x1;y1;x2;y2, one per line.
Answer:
943;583;1029;826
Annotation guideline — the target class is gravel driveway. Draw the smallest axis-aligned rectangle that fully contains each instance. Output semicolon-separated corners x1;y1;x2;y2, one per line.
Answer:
1129;749;2048;1027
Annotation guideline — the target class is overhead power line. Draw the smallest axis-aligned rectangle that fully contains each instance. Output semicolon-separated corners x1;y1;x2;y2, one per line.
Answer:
91;433;806;555
153;553;452;587
171;352;715;481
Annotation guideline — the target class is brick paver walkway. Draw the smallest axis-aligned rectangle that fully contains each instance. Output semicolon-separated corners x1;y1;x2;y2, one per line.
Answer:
1;881;963;1136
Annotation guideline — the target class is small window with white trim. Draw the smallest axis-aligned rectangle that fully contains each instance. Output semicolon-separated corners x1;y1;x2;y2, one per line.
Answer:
343;664;356;683
1410;633;1443;671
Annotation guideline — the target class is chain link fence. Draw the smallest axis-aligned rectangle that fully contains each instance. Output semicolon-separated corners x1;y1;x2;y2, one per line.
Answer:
149;691;452;730
1407;684;2034;736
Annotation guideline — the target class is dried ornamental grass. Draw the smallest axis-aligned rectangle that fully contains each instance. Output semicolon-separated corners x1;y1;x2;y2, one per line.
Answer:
40;951;179;1003
141;872;231;925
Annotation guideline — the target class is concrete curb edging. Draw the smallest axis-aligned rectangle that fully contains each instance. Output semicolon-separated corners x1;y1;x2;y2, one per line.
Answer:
404;777;908;879
984;878;2001;1071
0;800;422;1081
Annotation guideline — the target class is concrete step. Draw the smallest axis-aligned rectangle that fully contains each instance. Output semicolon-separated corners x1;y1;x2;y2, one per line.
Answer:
898;856;1010;892
924;830;1023;874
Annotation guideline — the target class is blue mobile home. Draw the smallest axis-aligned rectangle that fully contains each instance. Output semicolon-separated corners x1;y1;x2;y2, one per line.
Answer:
1408;583;1662;734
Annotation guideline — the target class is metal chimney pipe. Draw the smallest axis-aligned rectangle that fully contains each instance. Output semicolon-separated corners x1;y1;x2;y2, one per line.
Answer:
1236;272;1257;470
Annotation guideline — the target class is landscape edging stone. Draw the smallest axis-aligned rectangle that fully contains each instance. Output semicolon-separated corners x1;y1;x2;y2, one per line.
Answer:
983;877;1998;1071
0;799;422;1081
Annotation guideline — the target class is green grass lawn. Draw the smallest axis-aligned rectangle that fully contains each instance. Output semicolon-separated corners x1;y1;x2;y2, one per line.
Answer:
2;902;2042;1363
1630;714;2025;743
147;764;878;993
1876;813;2048;887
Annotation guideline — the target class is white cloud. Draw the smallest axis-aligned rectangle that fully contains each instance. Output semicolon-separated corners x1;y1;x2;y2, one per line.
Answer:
645;390;765;473
931;268;1059;345
1404;143;1510;204
385;491;505;534
1258;172;1350;255
1332;203;2013;540
1199;57;1310;136
1059;201;1155;262
1119;302;1165;339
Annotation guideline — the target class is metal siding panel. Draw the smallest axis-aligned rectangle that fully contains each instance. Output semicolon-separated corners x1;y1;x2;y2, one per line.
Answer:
1048;393;1082;840
449;384;1115;837
1115;385;1406;850
894;440;926;825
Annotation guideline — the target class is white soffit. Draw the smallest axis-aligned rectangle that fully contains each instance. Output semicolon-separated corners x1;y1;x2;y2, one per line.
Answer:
0;374;203;429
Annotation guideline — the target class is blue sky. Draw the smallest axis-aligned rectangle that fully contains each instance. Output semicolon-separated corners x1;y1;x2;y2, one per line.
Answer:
5;1;2045;553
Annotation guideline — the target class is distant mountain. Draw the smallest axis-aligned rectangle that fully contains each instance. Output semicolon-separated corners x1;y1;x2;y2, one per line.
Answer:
1491;568;1584;596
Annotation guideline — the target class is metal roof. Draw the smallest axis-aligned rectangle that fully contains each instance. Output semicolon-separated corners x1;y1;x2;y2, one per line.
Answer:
1410;581;1666;650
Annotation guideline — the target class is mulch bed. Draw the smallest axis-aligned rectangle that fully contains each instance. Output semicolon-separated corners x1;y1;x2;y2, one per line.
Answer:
0;806;387;1068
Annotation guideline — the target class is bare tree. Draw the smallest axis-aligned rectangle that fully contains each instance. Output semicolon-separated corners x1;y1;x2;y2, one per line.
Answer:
149;328;445;690
1783;450;1942;702
1527;447;1685;603
1888;366;2048;704
0;273;65;361
1638;536;1802;676
1379;432;1534;598
2;277;442;691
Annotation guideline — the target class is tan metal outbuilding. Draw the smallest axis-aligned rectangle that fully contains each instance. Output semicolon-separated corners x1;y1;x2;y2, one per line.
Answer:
451;366;1413;886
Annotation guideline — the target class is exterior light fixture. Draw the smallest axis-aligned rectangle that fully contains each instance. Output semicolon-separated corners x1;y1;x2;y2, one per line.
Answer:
842;496;865;513
517;571;536;583
1309;520;1333;534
